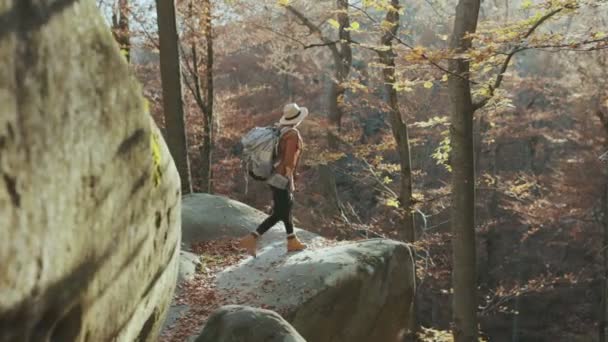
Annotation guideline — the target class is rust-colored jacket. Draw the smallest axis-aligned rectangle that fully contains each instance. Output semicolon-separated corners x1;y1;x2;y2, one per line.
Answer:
275;128;303;182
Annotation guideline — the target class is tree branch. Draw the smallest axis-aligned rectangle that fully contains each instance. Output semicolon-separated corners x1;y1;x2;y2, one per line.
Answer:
525;9;563;39
285;4;341;60
129;8;160;50
304;40;340;49
349;3;472;83
250;23;309;48
473;8;564;110
179;39;207;114
518;36;608;51
361;159;399;199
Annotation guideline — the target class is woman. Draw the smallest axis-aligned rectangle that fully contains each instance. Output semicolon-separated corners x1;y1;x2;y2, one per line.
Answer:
239;103;308;257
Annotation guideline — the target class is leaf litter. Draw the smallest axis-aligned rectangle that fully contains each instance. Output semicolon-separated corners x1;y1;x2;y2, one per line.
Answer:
160;237;344;341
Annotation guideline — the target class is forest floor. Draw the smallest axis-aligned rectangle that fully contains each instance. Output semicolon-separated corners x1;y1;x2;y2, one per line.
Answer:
160;237;346;342
159;239;244;342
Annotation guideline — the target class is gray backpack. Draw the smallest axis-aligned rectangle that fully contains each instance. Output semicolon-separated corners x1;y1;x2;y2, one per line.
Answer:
241;126;281;181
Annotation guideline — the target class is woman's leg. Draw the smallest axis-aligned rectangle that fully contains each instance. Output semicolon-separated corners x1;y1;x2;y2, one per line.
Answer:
255;186;283;235
277;189;294;235
281;189;306;251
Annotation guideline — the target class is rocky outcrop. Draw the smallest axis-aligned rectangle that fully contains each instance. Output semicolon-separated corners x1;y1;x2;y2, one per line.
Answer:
181;193;321;246
171;195;416;341
196;305;306;342
181;193;260;243
218;239;415;342
179;250;202;283
0;1;180;341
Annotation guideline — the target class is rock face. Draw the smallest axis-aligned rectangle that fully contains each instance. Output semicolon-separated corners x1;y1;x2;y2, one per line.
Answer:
0;1;181;341
217;239;415;342
196;305;306;342
181;193;261;243
179;250;202;283
181;193;320;246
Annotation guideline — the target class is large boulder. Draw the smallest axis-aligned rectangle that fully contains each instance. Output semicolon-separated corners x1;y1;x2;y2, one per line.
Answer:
196;305;306;342
181;193;320;247
181;193;262;243
217;239;415;342
174;195;415;342
0;1;180;341
179;250;202;283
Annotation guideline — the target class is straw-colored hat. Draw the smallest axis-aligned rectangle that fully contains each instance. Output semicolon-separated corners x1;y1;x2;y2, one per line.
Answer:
279;103;309;126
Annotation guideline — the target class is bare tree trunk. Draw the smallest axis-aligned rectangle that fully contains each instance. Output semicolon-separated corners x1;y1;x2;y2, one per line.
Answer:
156;0;193;193
378;1;415;243
318;164;345;217
329;80;341;127
183;0;214;193
597;107;608;342
602;181;608;342
200;0;214;193
112;0;130;61
330;0;352;130
447;0;481;341
283;12;295;102
386;78;415;243
378;2;417;339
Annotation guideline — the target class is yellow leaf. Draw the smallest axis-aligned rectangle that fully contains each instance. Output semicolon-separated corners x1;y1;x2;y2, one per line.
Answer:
412;192;424;202
386;198;400;208
349;21;360;31
442;74;448;82
362;0;375;7
423;81;433;89
277;0;290;6
393;81;413;92
521;0;533;9
380;20;396;31
479;86;491;97
327;18;340;29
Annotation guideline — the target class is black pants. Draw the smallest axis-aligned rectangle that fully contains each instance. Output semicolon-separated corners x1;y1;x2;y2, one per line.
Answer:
256;186;294;235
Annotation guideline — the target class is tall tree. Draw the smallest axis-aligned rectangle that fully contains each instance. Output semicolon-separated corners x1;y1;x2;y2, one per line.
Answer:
377;1;415;243
447;0;481;340
182;0;215;193
112;0;130;61
377;1;417;339
156;0;193;193
444;3;580;339
200;0;214;193
596;97;608;342
332;0;353;129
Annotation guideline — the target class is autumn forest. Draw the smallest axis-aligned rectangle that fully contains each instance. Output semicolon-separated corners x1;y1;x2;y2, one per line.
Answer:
2;0;608;341
95;0;608;340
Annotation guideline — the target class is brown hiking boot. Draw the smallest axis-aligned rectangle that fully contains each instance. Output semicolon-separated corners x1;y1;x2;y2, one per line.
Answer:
239;232;259;257
287;234;307;252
